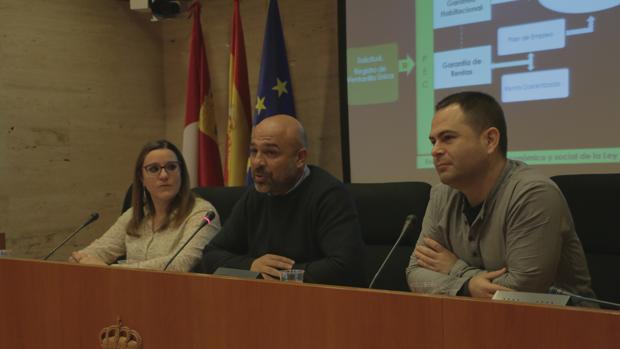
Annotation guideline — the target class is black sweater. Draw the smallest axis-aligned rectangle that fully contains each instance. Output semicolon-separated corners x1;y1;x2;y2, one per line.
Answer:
202;166;366;287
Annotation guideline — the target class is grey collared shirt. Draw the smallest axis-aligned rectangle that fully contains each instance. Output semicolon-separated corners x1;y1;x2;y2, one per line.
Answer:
407;160;595;299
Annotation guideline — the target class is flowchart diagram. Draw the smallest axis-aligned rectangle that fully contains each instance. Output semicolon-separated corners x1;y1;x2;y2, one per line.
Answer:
347;0;620;105
434;0;613;103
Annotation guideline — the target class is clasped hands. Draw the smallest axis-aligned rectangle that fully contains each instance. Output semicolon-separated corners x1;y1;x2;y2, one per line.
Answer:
415;237;512;298
250;254;295;280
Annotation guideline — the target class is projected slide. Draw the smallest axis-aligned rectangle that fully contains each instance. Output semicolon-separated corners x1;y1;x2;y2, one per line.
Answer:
345;0;620;182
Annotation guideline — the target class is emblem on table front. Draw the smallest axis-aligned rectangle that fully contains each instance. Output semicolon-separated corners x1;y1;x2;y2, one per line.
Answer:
100;317;143;349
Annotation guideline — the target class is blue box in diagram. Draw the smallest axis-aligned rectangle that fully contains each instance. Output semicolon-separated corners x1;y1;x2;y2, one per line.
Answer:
434;45;492;89
498;19;566;55
434;0;491;29
502;68;569;102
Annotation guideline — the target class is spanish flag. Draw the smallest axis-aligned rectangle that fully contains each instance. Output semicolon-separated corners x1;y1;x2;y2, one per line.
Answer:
182;2;224;187
224;0;251;186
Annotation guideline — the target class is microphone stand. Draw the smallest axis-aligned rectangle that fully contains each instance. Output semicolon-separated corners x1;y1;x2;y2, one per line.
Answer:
550;286;620;309
44;213;99;260
369;214;417;289
163;211;216;271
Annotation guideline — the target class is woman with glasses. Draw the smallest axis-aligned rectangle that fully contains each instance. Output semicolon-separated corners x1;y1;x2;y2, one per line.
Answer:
69;139;221;272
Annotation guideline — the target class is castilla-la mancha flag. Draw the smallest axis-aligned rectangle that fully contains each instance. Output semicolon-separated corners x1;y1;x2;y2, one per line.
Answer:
224;0;252;186
183;2;224;187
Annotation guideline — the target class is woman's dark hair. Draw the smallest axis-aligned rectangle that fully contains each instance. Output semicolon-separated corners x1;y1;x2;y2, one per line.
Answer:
127;140;195;236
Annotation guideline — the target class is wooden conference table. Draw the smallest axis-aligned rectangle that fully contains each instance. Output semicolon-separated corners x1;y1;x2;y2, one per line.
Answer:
0;258;618;348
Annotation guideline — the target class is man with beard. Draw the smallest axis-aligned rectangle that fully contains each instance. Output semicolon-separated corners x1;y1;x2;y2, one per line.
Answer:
202;115;365;287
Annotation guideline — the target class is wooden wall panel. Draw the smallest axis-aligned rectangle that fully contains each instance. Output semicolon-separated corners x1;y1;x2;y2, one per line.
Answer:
442;295;620;349
0;258;444;349
2;259;619;349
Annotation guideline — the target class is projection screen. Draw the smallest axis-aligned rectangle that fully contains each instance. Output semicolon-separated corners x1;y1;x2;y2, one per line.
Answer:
342;0;620;183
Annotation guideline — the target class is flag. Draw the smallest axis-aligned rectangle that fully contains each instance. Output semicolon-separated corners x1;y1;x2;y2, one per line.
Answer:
253;0;296;124
182;2;224;187
224;0;252;186
247;0;296;183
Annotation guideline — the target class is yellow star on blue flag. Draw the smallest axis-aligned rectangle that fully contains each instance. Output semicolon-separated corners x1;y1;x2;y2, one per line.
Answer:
255;96;267;114
272;78;288;97
247;0;296;184
252;0;295;127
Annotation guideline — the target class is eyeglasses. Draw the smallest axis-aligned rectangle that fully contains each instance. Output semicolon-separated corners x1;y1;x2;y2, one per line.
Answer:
143;161;181;177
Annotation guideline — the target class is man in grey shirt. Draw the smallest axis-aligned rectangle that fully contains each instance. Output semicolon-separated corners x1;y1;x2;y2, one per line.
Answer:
406;91;595;300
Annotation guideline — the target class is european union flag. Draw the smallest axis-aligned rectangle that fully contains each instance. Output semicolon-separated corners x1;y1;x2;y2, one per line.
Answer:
253;0;296;125
246;0;296;184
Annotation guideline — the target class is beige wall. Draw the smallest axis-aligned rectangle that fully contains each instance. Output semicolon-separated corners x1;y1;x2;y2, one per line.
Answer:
1;0;166;259
1;0;341;258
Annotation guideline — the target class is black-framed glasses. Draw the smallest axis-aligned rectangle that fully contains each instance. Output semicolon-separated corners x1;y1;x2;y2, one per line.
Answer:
143;161;181;177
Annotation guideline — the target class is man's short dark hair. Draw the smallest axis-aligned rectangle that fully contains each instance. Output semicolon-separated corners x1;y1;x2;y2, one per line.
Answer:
435;91;507;157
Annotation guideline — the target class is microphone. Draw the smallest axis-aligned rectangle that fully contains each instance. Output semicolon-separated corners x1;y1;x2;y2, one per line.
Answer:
369;213;417;289
163;210;217;271
43;212;99;260
549;286;620;309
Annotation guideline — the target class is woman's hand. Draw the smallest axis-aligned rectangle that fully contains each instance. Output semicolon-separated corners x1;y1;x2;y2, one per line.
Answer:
68;251;84;263
70;251;107;266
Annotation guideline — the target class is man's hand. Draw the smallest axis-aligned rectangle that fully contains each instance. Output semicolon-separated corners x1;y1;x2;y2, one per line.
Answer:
468;268;513;298
414;237;458;274
250;254;294;280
